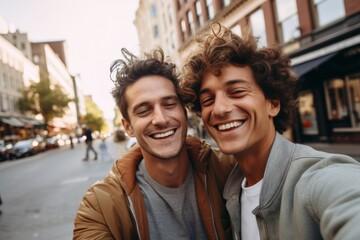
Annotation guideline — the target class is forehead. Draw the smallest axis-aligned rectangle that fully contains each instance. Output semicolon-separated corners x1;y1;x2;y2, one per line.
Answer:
125;75;177;107
201;65;255;88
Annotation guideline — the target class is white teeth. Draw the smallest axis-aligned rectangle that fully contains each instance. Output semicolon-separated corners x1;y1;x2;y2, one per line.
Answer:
153;130;175;139
218;121;242;131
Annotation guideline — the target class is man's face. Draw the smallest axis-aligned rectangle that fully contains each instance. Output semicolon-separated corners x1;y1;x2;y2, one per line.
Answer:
199;64;280;157
122;75;188;161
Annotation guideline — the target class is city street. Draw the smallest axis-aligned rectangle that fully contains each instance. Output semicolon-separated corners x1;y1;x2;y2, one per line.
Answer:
0;138;127;240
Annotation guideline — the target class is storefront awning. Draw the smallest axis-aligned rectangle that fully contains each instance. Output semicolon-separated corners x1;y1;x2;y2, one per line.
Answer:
17;117;44;128
292;52;338;77
0;117;24;127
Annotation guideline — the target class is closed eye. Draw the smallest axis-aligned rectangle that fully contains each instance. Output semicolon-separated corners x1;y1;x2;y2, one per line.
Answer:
200;96;214;106
134;107;151;117
229;88;246;97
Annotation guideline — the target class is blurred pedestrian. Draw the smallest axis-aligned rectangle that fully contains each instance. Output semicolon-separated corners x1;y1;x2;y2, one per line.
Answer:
99;137;112;161
83;127;97;161
0;193;2;215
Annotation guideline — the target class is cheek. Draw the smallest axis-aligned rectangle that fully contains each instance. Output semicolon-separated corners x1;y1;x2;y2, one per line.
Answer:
201;108;211;122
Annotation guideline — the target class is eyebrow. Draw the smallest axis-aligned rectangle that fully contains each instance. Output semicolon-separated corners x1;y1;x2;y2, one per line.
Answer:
200;79;249;95
131;95;179;112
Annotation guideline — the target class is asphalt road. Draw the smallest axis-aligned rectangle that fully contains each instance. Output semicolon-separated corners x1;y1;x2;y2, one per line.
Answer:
0;137;127;240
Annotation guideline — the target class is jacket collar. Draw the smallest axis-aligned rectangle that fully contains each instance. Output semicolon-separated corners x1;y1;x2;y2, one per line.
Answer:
223;133;295;205
115;136;212;196
260;133;295;207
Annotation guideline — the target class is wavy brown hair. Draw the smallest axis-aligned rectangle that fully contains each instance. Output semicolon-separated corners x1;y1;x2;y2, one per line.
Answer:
181;23;298;133
111;48;181;122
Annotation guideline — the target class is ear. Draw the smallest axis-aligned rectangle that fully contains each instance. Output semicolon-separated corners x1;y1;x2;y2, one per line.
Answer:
122;118;134;137
268;99;280;117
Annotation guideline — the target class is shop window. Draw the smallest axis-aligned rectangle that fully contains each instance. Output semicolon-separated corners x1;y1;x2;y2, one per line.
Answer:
274;0;300;44
349;76;360;127
324;78;348;121
313;0;345;27
299;90;319;135
249;8;267;48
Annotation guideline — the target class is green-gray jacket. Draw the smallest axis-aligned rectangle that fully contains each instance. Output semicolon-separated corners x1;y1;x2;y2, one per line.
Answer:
224;133;360;240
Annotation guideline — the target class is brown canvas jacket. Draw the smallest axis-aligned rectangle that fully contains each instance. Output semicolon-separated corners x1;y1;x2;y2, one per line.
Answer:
73;136;235;240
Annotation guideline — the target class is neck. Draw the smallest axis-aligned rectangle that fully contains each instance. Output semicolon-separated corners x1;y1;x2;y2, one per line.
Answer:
235;131;276;187
143;148;190;188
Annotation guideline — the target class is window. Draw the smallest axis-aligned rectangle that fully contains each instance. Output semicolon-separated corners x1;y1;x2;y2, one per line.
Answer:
168;5;173;24
171;31;176;49
223;0;231;7
325;78;348;121
299;90;319;134
313;0;345;27
275;0;300;43
349;76;360;127
33;54;40;64
163;13;167;31
150;4;157;17
195;0;203;27
153;25;159;38
249;9;267;48
231;24;242;37
181;19;187;41
187;10;195;35
3;73;8;89
206;0;214;20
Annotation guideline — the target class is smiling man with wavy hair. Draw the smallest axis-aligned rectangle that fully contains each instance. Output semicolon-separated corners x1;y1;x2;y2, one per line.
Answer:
181;23;360;240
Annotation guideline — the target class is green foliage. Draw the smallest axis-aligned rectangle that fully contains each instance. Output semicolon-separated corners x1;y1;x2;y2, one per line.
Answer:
84;113;104;132
82;97;107;132
18;77;72;125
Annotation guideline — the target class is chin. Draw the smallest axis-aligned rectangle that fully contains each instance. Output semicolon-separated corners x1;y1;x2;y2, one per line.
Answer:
216;142;241;155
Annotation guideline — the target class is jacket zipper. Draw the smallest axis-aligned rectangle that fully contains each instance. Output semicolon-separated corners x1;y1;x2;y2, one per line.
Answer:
127;196;142;240
204;175;219;240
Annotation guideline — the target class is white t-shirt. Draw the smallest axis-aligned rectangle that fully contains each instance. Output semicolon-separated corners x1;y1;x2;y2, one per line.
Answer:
241;178;263;240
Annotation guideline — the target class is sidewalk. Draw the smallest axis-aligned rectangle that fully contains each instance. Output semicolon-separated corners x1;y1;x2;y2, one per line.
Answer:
305;142;360;160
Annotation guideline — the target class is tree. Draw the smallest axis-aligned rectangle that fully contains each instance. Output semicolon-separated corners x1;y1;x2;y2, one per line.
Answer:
82;96;107;132
18;77;72;125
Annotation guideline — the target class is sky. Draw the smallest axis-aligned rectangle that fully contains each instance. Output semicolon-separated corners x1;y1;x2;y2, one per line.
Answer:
0;0;140;121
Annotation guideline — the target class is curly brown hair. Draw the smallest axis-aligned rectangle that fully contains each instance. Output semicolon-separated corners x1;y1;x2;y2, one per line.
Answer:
181;23;298;133
110;48;182;122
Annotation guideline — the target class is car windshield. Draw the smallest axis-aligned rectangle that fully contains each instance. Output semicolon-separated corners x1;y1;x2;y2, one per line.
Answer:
14;140;32;147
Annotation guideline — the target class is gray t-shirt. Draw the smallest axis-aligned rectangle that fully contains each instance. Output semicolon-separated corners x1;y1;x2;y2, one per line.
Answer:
137;160;207;240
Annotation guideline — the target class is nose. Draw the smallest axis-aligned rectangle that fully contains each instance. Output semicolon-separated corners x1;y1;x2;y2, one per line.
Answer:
211;93;232;117
151;106;168;126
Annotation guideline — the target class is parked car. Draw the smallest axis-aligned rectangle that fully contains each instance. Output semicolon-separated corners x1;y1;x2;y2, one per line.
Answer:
35;135;47;152
0;141;13;161
45;136;60;149
8;139;40;159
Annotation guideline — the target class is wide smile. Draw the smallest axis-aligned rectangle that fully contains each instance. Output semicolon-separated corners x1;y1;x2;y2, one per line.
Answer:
150;129;176;139
215;121;244;131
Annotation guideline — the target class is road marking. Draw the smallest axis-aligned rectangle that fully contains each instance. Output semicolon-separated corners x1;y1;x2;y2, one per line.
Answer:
60;176;89;185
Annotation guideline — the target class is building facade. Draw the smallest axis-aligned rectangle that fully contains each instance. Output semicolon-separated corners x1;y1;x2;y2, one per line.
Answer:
134;0;181;66
134;0;360;143
31;41;78;130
